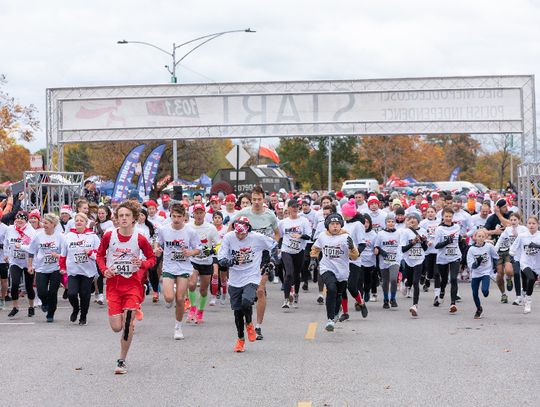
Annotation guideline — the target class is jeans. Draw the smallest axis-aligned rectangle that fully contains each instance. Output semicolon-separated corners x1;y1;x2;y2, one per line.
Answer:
36;271;61;317
471;275;490;308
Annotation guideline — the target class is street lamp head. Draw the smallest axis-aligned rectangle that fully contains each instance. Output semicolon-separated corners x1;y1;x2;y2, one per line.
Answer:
117;40;128;44
244;28;256;33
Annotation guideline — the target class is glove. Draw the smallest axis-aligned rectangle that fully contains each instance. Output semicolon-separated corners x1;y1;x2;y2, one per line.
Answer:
218;257;235;268
472;256;483;269
203;246;216;257
378;248;389;259
347;236;354;250
528;241;540;249
261;262;275;282
308;258;318;274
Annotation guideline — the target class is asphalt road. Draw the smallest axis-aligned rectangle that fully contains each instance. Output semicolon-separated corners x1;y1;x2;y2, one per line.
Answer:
2;280;540;407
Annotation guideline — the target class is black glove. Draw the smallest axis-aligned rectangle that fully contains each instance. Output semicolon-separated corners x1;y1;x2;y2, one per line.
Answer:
528;241;540;249
378;248;389;259
347;236;354;250
203;246;216;257
261;262;275;282
472;256;483;269
218;257;234;268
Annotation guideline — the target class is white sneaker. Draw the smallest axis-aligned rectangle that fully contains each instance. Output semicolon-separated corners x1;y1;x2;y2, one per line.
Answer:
281;299;290;309
97;293;104;305
370;294;378;302
400;282;407;296
512;296;523;306
165;301;174;309
220;293;227;305
409;304;418;317
272;278;280;284
94;293;99;303
524;297;532;314
34;297;42;307
325;319;335;332
174;326;184;340
209;297;217;306
0;298;5;310
293;294;299;308
406;288;412;298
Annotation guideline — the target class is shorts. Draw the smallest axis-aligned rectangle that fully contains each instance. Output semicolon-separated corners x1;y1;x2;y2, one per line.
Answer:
106;285;143;316
0;263;7;279
191;262;213;276
497;251;511;266
163;271;190;279
229;283;258;311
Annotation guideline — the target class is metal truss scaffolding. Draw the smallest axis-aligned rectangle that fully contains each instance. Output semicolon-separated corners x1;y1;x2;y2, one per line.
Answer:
517;163;540;218
24;171;84;215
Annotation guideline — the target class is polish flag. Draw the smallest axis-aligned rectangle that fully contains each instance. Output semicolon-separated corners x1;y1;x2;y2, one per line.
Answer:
258;145;280;164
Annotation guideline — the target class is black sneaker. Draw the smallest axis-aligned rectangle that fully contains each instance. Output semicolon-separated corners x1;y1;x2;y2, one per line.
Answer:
439;292;445;300
301;283;308;292
62;289;68;300
46;315;54;323
425;279;431;288
420;275;426;285
506;279;513;292
433;297;440;307
474;307;483;319
8;307;19;318
354;302;362;312
422;284;429;292
383;300;390;309
255;327;263;340
360;304;368;318
5;295;11;302
28;307;35;317
316;295;324;304
70;309;79;323
390;299;398;308
338;313;349;322
456;295;462;302
41;304;48;313
79;318;87;326
114;359;127;375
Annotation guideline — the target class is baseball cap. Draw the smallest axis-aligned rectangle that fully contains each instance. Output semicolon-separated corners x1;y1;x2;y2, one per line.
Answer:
225;194;236;203
193;203;206;212
60;205;72;215
210;195;220;202
279;188;287;194
496;198;507;208
161;194;171;202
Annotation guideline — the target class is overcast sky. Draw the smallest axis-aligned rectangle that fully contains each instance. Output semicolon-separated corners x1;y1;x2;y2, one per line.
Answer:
2;0;540;153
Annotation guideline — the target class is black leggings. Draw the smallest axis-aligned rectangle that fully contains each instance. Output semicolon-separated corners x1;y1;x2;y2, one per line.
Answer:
95;264;104;294
522;267;538;296
302;243;314;284
281;251;305;299
36;271;61;316
422;253;437;281
321;271;348;320
512;261;522;296
233;307;253;339
148;254;162;293
347;263;365;298
435;261;460;304
404;263;423;305
10;265;35;301
68;275;94;319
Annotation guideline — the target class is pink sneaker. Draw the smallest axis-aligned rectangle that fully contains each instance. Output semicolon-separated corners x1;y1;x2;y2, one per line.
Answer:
195;310;204;324
186;306;197;323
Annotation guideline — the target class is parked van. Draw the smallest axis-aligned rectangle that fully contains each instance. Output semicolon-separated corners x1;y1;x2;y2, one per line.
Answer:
341;179;380;195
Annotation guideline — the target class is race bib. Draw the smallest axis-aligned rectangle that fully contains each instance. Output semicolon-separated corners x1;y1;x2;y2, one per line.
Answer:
113;260;135;278
445;247;458;256
44;254;57;264
74;252;89;264
287;240;300;251
409;247;422;258
13;250;25;260
385;252;397;262
171;251;186;262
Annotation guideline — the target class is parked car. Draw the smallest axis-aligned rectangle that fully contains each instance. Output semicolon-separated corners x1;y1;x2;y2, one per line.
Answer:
341;178;380;195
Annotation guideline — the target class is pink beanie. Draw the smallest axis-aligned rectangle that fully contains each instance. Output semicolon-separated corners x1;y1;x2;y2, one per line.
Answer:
341;198;357;218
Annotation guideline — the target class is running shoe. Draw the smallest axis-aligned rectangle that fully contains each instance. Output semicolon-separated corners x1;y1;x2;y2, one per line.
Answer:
41;304;48;313
474;307;483;319
400;282;407;296
255;327;263;340
209;297;217;306
234;339;245;352
354;302;362;312
246;323;257;342
439;292;445;300
449;304;457;314
512;296;523;306
524;297;531;314
97;294;105;305
70;309;79;323
165;301;173;309
456;294;462;302
79;318;87;326
302;282;308;292
316;295;324;304
174;326;184;340
281;299;290;309
338;313;349;322
62;289;68;300
293;294;299;308
409;305;418;317
360;304;368;318
195;310;204;324
370;294;378;302
28;307;34;317
406;288;412;298
115;359;128;374
390;299;398;308
422;284;429;292
94;293;99;303
325;319;335;332
433;297;440;307
383;301;390;309
186;307;197;323
7;307;18;318
152;293;159;303
46;316;54;323
184;298;191;312
363;292;370;303
220;293;227;305
420;275;426;285
506;278;514;292
425;279;431;288
0;298;4;309
501;294;508;304
135;309;144;321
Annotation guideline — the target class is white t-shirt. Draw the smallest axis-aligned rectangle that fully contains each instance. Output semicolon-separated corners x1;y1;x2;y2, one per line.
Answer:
453;209;471;236
400;227;428;267
188;222;219;265
61;231;100;277
374;229;402;268
510;231;540;271
300;210;318;242
28;230;65;273
0;223;8;262
467;214;489;238
313;231;353;282
217;231;275;287
467;243;498;278
495;225;528;253
4;225;36;268
278;216;312;254
157;224;200;276
360;229;377;267
434;224;462;265
343;220;366;267
366;209;386;234
419;218;439;255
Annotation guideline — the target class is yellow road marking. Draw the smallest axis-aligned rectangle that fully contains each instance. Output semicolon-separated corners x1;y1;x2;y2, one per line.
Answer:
305;322;317;340
297;402;312;407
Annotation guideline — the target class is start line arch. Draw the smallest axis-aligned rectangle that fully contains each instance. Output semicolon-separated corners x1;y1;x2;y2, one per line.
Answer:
47;74;536;172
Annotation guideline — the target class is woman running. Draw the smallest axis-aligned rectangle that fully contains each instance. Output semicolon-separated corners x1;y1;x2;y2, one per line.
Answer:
27;213;64;322
210;211;229;306
360;213;377;303
467;229;498;319
60;212;101;325
4;211;37;318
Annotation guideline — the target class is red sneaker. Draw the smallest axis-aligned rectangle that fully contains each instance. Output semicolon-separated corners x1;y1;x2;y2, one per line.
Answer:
233;339;245;353
195;310;204;324
246;323;257;342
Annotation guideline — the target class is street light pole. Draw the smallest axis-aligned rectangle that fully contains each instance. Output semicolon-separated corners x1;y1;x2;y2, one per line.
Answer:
117;28;256;181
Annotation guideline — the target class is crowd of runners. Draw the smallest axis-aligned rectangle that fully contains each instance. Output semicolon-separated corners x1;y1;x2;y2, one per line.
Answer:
1;184;537;374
